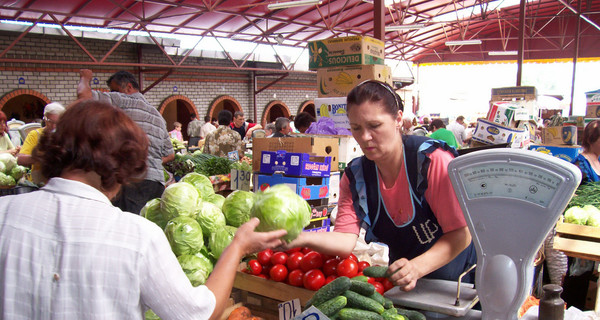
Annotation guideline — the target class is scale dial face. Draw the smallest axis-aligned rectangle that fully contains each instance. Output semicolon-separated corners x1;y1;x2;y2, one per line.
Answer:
457;161;562;208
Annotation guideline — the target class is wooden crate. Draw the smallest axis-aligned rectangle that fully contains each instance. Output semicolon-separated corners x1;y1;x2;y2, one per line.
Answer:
553;219;600;261
233;270;315;306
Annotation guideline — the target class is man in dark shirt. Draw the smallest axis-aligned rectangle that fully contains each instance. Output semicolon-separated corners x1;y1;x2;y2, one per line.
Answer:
229;111;261;139
271;117;292;138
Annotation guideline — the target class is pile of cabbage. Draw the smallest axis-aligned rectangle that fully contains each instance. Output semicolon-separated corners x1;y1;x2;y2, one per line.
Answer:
142;172;256;287
0;153;27;187
564;205;600;227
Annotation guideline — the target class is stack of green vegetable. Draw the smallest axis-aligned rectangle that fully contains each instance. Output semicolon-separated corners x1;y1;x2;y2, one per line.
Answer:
170;138;186;153
163;151;234;178
564;181;600;227
0;153;28;188
307;269;425;320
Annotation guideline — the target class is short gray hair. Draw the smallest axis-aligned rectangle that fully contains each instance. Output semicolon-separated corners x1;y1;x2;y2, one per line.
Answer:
275;117;290;132
44;102;65;116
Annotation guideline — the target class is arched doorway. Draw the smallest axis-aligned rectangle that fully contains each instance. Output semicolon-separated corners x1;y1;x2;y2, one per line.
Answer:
0;89;51;123
159;95;197;141
261;101;291;127
208;95;242;123
298;100;316;118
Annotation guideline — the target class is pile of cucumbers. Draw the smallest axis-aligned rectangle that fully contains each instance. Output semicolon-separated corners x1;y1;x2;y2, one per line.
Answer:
307;266;426;320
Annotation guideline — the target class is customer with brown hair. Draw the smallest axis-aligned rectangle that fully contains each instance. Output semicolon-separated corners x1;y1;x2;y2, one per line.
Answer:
0;111;19;156
0;100;287;320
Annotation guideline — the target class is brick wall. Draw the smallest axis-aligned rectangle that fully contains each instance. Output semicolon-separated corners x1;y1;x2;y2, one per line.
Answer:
0;31;318;120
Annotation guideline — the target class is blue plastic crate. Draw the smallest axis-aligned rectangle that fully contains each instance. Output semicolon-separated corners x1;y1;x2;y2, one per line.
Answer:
260;150;331;177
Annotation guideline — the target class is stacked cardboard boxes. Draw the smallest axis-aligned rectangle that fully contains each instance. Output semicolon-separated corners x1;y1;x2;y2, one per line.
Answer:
471;87;537;149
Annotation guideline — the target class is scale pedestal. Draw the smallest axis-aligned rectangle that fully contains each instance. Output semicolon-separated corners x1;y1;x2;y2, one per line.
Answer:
386;149;581;320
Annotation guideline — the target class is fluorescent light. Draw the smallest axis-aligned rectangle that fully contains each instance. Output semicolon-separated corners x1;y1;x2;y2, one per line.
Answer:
488;50;518;56
445;39;482;46
267;0;322;10
385;24;426;31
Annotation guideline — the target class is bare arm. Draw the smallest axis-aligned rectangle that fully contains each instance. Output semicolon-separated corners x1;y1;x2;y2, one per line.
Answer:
279;230;358;258
77;69;94;100
162;153;175;164
387;226;472;291
17;153;34;166
205;218;286;320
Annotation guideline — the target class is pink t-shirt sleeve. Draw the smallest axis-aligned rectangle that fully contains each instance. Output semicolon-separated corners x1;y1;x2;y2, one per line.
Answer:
424;149;467;233
332;174;361;234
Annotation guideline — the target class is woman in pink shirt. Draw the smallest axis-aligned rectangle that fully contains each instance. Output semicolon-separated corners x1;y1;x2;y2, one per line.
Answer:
283;80;476;291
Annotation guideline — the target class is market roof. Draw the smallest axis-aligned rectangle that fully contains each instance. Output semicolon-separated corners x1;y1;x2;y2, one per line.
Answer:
1;0;599;64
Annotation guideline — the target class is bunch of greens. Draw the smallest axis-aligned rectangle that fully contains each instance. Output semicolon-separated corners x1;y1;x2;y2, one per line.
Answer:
195;156;234;176
566;181;600;209
230;161;252;172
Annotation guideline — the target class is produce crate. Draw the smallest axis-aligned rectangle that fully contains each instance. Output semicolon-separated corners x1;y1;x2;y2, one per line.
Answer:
308;35;385;70
255;173;330;200
259;150;331;177
233;270;314;307
553;219;600;261
252;136;339;173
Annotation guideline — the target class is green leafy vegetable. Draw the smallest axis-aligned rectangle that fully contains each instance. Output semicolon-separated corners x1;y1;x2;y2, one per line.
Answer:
0;153;16;173
142;198;168;230
209;225;237;259
222;190;255;227
181;172;215;198
251;184;311;243
160;182;200;220
177;252;213;286
205;193;226;209
195;201;226;239
164;216;204;256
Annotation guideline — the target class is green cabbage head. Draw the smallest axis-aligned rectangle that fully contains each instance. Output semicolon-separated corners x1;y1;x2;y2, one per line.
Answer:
144;310;161;320
142;198;168;230
222;190;255;227
9;165;27;181
209;225;237;259
181;172;215;199
0;153;16;173
160;182;200;220
205;193;226;210
251;184;311;243
164;216;204;256
177;252;214;286
195;201;226;238
0;172;16;187
583;205;600;227
564;206;588;225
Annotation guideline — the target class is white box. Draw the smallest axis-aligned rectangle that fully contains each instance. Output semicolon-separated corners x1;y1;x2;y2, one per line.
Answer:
472;119;530;149
328;172;340;204
338;136;363;166
315;97;349;130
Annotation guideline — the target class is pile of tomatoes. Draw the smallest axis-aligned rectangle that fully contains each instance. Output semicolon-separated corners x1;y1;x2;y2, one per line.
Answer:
243;247;394;293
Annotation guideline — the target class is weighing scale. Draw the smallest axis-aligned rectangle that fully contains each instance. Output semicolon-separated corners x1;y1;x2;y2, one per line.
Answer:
385;148;581;319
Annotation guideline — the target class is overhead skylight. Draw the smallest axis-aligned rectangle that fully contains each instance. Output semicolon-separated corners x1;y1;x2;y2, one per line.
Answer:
431;0;523;23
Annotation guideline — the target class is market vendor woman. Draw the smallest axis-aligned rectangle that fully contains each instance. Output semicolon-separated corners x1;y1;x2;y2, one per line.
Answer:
286;80;476;291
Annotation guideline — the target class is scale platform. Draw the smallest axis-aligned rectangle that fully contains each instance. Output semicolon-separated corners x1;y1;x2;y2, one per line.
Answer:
385;278;478;317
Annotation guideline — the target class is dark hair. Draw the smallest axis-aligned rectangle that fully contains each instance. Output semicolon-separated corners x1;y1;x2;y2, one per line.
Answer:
204;115;211;122
32;100;148;191
456;115;465;122
346;80;403;116
582;120;600;151
275;117;290;132
294;112;316;132
191;113;196;119
107;71;140;91
218;110;233;125
430;119;445;130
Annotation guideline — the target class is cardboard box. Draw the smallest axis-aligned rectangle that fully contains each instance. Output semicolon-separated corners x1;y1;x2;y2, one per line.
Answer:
491;86;538;100
252;136;339;172
317;64;392;98
305;217;331;230
528;144;582;163
308;35;385;70
309;204;330;219
586;102;600;118
541;125;577;145
338;136;363;169
486;102;524;127
259;151;331;177
328;172;340;204
255;173;330;200
472;118;530;148
315;97;349;130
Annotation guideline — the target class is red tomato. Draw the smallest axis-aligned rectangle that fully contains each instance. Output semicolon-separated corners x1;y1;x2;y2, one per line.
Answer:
303;269;325;291
300;251;323;272
247;259;262;276
367;277;376;284
287;252;304;271
301;247;312;255
270;264;288;282
322;258;339;276
358;261;371;272
256;274;268;279
348;254;358;263
287;269;304;287
336;258;359;278
257;249;273;266
325;275;338;284
261;264;272;276
285;247;302;255
271;251;288;266
382;278;394;292
373;281;385;295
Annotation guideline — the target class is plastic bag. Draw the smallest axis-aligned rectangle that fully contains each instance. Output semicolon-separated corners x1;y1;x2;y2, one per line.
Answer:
305;117;352;136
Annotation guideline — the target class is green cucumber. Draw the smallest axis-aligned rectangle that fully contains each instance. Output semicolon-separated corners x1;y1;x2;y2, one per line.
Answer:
344;290;385;314
382;308;398;315
315;296;347;317
369;291;386;306
363;266;389;278
382;313;407;320
352;275;369;282
384;297;394;309
338;308;384;320
396;308;426;320
350;279;375;296
306;276;351;308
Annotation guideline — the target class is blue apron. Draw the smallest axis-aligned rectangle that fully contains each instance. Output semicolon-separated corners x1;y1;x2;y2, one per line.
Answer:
344;135;476;282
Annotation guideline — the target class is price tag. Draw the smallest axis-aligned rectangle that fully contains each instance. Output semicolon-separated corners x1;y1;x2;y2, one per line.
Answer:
291;306;330;320
227;150;239;161
278;298;302;320
230;169;251;191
